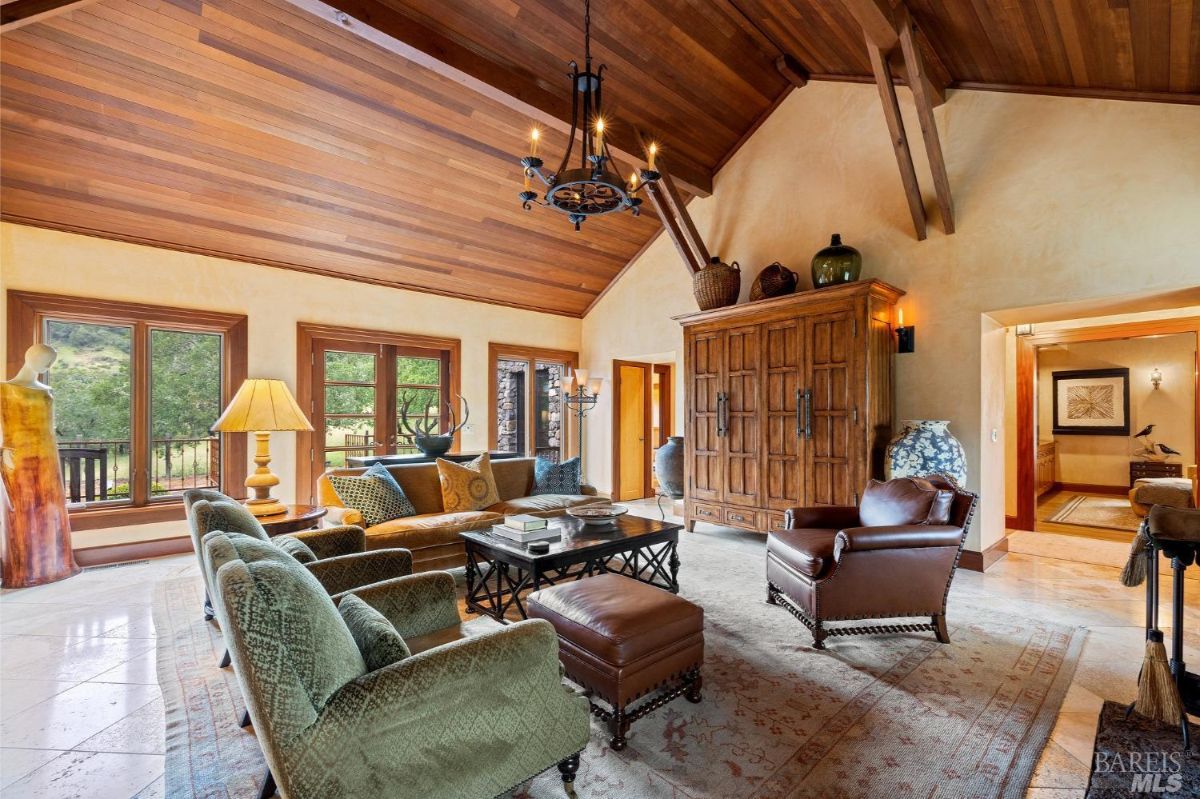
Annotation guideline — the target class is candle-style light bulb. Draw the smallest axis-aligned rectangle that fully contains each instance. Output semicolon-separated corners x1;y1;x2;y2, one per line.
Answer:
648;142;658;171
898;308;905;328
593;118;605;154
629;171;639;191
524;168;532;191
530;127;540;156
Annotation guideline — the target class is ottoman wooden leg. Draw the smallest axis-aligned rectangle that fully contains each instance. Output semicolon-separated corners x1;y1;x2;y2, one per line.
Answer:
608;709;630;751
933;613;950;644
685;672;703;704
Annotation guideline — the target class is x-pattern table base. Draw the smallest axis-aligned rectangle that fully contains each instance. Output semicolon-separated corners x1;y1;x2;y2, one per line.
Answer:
465;539;680;622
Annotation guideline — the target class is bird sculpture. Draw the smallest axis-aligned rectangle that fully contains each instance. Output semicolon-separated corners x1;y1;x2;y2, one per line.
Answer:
1132;423;1165;461
1157;443;1182;458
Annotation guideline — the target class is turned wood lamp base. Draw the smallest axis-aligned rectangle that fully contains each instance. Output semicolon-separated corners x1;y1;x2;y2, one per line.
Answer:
244;431;286;517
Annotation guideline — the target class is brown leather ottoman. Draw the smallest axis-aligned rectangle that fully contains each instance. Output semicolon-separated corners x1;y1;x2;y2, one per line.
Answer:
527;573;704;751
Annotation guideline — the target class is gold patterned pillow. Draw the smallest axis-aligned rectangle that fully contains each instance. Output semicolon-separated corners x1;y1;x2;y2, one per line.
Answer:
436;453;500;512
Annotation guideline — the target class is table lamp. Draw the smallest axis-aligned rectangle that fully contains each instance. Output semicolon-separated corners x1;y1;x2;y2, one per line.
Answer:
212;378;313;517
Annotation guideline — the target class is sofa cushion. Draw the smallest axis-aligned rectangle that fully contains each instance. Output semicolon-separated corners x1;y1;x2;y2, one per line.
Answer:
486;494;604;517
766;528;840;580
366;510;501;550
859;478;954;527
328;462;417;528
338;593;410;671
533;457;581;496
436;454;501;512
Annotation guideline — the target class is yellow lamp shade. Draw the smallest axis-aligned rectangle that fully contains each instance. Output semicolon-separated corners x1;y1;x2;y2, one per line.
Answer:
212;379;312;433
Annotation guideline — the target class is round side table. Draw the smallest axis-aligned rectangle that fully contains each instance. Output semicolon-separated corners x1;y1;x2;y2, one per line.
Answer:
257;504;328;536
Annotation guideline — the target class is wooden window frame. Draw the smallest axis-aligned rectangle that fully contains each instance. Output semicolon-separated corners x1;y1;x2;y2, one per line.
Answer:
296;323;461;503
487;343;579;460
6;290;248;530
653;363;673;446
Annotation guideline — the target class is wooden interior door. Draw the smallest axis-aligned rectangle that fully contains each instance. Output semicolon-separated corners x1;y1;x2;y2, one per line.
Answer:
615;361;652;501
687;330;724;503
762;318;806;510
723;324;761;507
804;310;856;506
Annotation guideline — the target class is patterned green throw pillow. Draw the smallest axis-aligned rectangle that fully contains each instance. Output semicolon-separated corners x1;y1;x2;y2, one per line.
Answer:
328;463;416;528
338;594;410;672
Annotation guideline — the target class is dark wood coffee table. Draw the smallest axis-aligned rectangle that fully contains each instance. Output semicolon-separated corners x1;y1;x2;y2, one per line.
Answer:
461;514;682;622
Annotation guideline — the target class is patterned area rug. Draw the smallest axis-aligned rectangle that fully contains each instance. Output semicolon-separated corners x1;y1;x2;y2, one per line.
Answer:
156;528;1085;798
1048;495;1142;532
1085;701;1199;797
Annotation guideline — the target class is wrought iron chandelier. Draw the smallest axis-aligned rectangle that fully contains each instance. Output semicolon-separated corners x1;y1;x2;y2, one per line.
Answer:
518;0;660;231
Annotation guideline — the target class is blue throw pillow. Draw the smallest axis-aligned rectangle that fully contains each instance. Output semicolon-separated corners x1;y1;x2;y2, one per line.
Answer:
533;457;581;496
328;462;416;528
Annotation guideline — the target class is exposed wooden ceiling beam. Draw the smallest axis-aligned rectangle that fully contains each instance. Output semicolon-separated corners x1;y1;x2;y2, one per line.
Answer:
843;0;948;106
636;130;708;274
1;0;97;32
897;6;953;234
866;39;927;240
645;182;702;275
282;0;712;197
775;54;809;89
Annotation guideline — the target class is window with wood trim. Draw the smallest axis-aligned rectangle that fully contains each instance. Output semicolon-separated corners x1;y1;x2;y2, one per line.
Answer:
296;324;461;501
488;344;578;463
6;291;248;527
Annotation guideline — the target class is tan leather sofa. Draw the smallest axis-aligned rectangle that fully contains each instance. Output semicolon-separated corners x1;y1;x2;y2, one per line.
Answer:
318;457;605;571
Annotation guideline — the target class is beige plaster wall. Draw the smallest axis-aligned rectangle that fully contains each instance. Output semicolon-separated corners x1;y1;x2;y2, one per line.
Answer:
0;222;582;508
1036;335;1196;487
582;81;1200;552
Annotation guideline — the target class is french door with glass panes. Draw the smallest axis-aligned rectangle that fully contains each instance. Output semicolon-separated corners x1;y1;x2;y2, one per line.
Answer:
310;337;451;471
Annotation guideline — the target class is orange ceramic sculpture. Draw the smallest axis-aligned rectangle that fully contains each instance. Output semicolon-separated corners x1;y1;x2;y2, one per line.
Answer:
1;344;79;588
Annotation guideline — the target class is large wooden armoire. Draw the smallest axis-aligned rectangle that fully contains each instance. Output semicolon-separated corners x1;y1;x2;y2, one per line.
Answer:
675;279;904;534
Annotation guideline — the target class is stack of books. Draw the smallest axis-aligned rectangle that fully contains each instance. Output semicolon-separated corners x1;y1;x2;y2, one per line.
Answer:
492;514;560;543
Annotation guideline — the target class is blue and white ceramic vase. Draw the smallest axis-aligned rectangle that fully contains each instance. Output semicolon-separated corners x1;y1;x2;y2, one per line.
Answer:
884;420;967;486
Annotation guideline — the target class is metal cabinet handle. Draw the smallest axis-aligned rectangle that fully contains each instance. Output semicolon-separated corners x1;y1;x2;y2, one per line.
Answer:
794;388;803;438
803;388;813;440
718;393;729;437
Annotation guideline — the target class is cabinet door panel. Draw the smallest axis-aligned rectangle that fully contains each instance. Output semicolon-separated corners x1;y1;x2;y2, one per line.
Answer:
723;325;761;507
762;319;804;510
805;311;855;506
688;331;724;503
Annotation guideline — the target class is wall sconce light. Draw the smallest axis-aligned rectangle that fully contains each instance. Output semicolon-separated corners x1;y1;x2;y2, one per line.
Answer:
896;307;915;354
1150;367;1163;390
1015;323;1034;337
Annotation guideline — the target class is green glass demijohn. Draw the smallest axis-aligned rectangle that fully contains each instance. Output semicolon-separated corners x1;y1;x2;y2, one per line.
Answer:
810;233;862;288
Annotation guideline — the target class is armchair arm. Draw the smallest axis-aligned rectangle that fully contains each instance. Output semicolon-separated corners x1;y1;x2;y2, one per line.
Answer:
334;571;459;640
286;524;365;558
302;621;589;797
783;505;860;530
321;506;365;528
580;483;598;496
834;525;964;558
304;549;413;595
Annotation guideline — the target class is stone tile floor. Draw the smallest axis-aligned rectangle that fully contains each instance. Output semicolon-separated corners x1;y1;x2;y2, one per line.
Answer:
1;507;1196;798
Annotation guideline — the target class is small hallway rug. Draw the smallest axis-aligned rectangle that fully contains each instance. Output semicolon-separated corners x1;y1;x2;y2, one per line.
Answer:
155;528;1086;799
1048;494;1142;532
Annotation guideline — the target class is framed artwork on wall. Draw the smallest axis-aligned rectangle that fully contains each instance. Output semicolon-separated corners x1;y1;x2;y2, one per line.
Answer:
1051;367;1130;436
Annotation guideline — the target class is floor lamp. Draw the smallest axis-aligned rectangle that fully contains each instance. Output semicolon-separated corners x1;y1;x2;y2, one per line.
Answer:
562;369;603;483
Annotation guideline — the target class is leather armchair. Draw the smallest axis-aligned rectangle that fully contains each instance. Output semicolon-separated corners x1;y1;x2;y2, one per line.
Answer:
766;475;977;649
213;543;591;799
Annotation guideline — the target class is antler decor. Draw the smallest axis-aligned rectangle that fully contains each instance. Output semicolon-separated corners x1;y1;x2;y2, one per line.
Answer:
398;392;469;457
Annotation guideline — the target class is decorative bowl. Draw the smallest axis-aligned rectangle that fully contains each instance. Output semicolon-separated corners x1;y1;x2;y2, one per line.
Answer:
566;505;629;526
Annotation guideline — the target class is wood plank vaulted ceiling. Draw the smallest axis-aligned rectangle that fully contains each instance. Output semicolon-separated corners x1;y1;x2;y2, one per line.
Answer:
2;0;1198;317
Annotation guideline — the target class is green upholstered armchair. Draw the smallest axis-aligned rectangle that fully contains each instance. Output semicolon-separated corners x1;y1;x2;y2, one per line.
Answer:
183;490;388;620
214;548;591;799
